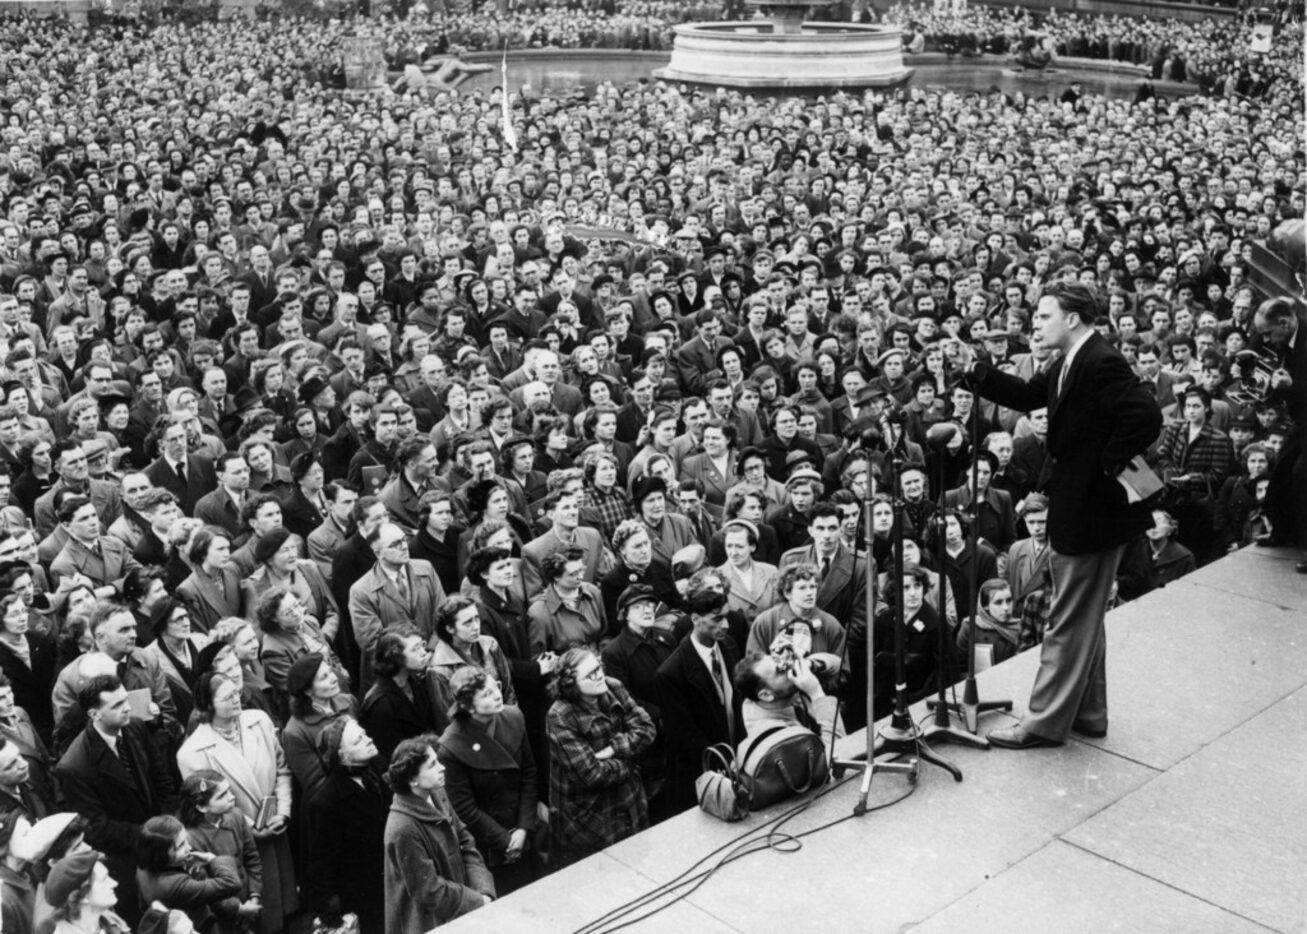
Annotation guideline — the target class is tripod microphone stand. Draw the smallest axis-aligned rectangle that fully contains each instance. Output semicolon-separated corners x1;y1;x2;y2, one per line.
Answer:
925;409;1013;732
920;422;990;752
833;413;960;816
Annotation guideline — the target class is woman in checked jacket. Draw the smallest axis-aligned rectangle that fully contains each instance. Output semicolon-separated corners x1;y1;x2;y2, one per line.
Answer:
546;646;655;868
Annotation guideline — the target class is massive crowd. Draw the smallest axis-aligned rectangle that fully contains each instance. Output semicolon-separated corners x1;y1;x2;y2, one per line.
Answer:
0;0;1303;931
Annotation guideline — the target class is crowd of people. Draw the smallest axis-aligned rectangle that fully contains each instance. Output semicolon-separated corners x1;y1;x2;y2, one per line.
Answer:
0;0;1304;930
893;1;1303;99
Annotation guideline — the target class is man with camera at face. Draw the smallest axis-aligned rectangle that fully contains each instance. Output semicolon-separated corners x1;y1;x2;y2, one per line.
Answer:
734;648;846;751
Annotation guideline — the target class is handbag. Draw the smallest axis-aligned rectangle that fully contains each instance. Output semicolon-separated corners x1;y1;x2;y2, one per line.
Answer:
736;724;829;811
695;743;749;822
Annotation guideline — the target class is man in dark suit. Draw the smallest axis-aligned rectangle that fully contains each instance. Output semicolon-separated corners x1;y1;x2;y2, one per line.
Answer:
520;490;608;599
777;501;873;637
1135;342;1177;410
675;310;732;396
54;673;178;927
193;451;250;538
654;588;744;813
1252;298;1307;571
1011;407;1050;491
966;282;1161;748
143;414;217;516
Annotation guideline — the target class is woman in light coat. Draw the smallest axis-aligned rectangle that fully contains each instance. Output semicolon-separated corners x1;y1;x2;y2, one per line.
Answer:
176;670;298;934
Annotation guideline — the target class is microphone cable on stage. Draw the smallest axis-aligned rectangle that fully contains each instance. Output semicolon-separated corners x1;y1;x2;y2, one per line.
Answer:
573;775;918;934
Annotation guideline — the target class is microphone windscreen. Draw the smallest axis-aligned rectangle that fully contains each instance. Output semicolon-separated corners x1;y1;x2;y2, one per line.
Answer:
926;422;959;451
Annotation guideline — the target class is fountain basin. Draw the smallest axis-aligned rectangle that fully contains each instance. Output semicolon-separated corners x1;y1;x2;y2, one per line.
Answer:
654;21;911;89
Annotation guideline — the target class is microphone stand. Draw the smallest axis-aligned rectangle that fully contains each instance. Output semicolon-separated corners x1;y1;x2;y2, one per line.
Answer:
926;406;1013;732
920;423;990;752
833;414;960;816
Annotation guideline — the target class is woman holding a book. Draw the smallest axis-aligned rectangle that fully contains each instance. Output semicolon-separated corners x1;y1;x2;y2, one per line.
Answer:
177;670;299;934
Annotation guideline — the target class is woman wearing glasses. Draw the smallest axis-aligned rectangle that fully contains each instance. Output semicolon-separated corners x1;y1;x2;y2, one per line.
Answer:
546;646;655;868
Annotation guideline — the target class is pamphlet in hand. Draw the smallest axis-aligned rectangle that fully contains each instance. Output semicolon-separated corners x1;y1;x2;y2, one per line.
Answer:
1116;456;1164;504
125;688;154;720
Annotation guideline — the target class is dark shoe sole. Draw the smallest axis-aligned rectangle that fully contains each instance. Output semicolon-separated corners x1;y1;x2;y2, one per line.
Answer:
988;731;1062;750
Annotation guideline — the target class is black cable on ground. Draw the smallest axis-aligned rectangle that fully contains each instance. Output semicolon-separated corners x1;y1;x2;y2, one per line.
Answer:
575;774;918;934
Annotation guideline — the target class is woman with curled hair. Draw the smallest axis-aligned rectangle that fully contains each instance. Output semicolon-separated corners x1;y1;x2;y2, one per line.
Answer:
176;529;247;635
382;735;496;933
360;627;447;765
251;359;297;427
243;527;339;644
206;618;278;724
11;434;56;514
723;445;788;517
134;813;244;934
176;671;298;934
430;592;516;715
456;480;531;577
581;450;632;545
277;407;325;468
254;587;350;719
678;417;738;524
457;520;527;603
532;414;574;476
599;518;681;633
546;647;655;867
439;665;545;895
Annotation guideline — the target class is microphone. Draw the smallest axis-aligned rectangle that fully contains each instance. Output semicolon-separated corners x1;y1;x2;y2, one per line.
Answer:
925;422;960;452
879;410;903;455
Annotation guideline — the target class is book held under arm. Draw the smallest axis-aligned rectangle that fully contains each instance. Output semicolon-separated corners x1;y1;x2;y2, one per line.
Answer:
1116;455;1164;504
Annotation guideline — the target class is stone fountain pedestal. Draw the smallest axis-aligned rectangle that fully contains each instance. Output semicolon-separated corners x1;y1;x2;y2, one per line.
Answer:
655;0;911;89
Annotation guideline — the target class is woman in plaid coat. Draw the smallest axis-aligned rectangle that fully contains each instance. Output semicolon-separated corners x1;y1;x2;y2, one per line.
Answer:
547;647;656;867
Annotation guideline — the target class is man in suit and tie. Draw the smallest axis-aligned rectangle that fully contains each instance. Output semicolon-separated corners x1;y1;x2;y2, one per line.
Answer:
965;282;1162;748
777;502;873;639
520;490;608;599
675;310;732;396
193;451;250;539
615;371;655;446
1134;342;1176;410
54;673;178;927
49;495;144;597
34;441;124;544
654;587;744;813
238;245;279;312
348;522;447;694
143;413;218;515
